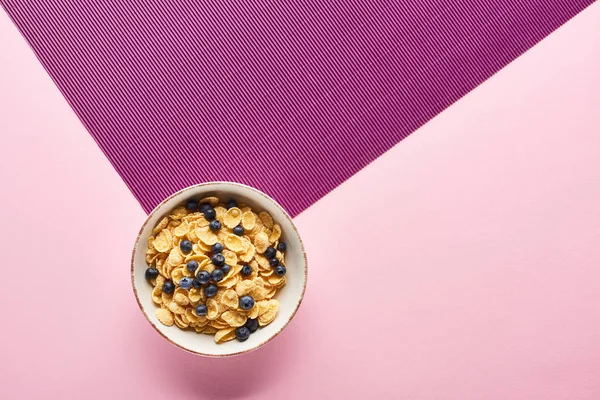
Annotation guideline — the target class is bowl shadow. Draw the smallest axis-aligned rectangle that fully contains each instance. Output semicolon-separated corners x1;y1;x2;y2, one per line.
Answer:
131;316;305;399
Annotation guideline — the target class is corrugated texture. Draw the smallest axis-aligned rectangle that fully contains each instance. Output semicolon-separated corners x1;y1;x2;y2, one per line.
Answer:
1;0;594;215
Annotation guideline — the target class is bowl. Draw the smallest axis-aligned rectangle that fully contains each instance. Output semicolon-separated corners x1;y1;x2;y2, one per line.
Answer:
131;182;307;357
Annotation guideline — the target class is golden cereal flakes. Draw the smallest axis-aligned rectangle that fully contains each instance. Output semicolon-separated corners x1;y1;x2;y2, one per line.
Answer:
144;196;288;343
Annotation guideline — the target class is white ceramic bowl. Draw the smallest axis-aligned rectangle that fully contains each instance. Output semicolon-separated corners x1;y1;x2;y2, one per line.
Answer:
131;182;307;357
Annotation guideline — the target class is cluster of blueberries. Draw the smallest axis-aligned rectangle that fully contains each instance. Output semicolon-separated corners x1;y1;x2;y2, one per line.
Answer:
187;198;245;235
145;197;288;342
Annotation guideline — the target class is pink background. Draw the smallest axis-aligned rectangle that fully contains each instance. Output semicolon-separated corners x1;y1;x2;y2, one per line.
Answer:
1;3;599;399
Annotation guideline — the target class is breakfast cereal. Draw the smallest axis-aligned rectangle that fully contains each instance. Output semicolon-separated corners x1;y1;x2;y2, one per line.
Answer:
144;196;287;343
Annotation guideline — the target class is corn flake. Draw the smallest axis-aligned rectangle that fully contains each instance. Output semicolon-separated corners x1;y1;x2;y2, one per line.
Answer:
222;250;237;266
174;314;189;329
206;299;219;320
196;226;218;245
214;327;237;343
236;280;256;296
258;300;279;326
269;224;281;243
254;232;269;253
161;292;173;304
152;285;162;304
239;243;256;263
221;289;239;309
241;211;257;231
195;316;209;328
200;196;220;206
223;207;243;229
268;275;285;286
211;319;231;330
222;310;247;327
171;267;185;283
168;301;186;315
174;289;190;306
201;326;218;335
196;216;210;228
225;234;244;253
169;206;188;219
153;230;171;253
185;308;199;324
156;308;174;326
259;211;274;229
266;287;277;298
185;253;209;264
173;220;190;237
214;206;227;220
218;274;239;289
152;217;169;235
188;288;202;303
167;247;184;266
255;254;270;270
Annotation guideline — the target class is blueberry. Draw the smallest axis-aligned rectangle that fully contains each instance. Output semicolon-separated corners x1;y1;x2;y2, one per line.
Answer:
195;304;208;316
198;202;212;213
211;268;224;282
197;270;211;285
180;277;193;290
264;247;276;259
145;267;159;280
186;260;199;273
226;199;237;209
245;318;259;333
209;220;221;231
192;279;201;289
241;264;252;277
274;265;287;276
212;253;225;267
221;264;231;275
162;280;175;294
277;242;287;252
239;295;255;310
233;225;244;236
205;284;218;298
211;243;223;253
204;208;216;221
269;257;279;267
186;199;198;211
180;240;193;253
235;326;250;342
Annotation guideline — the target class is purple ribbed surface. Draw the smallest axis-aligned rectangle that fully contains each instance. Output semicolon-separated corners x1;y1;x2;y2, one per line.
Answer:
1;0;594;215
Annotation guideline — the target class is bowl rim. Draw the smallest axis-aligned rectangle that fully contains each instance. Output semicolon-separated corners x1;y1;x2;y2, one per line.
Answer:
130;181;308;357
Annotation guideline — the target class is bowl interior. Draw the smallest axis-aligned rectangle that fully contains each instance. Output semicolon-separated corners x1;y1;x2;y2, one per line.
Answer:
132;182;307;356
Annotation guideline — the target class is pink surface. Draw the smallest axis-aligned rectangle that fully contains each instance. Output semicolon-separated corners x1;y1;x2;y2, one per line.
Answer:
1;4;600;400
